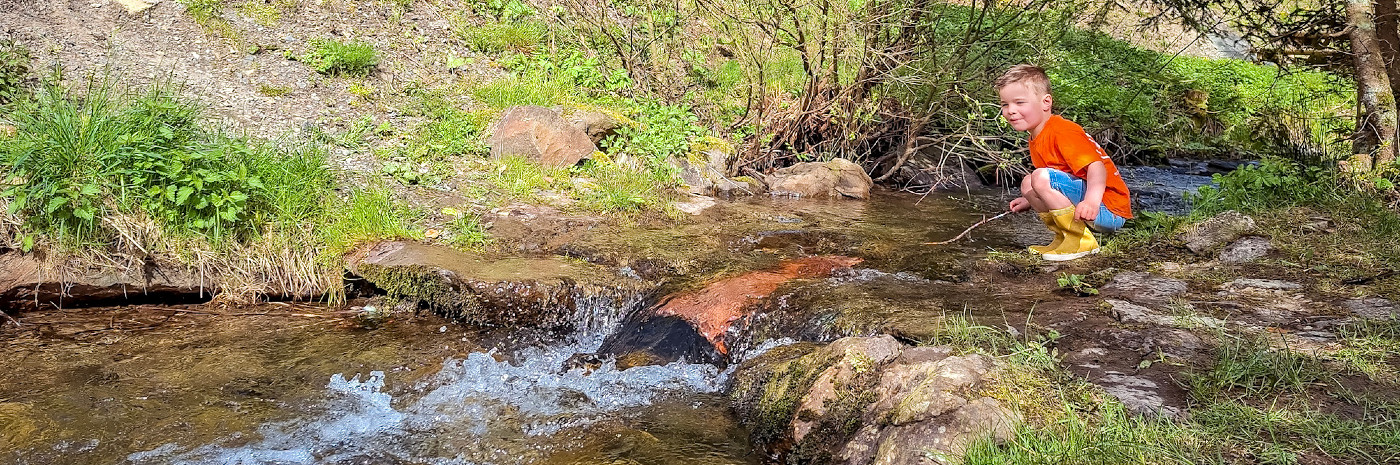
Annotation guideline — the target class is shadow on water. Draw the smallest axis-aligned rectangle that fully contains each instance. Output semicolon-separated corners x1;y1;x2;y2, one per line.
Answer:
0;189;1025;465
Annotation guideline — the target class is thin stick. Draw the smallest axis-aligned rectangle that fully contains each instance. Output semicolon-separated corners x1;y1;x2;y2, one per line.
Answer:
924;211;1013;245
0;310;19;327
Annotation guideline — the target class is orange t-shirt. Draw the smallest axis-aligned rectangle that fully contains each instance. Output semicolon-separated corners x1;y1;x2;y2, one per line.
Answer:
1029;115;1133;219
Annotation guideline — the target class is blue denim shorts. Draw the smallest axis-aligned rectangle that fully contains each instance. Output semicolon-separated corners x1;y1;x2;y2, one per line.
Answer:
1046;169;1126;232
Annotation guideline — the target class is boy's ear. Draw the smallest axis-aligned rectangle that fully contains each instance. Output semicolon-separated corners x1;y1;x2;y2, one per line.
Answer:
1041;93;1053;111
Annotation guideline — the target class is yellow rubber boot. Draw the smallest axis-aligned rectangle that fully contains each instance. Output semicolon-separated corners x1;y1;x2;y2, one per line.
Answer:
1027;212;1064;254
1043;206;1099;261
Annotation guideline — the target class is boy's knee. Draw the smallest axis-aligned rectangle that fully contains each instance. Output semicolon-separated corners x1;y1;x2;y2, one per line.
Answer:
1030;168;1055;190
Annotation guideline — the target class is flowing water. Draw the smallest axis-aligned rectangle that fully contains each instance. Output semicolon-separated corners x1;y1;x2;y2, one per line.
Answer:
1;190;1026;465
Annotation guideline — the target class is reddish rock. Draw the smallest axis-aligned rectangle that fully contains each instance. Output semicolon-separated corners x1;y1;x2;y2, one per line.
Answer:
654;255;862;354
487;106;598;168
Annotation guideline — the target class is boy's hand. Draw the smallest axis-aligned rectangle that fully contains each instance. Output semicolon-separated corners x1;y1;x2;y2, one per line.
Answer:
1074;200;1099;222
1009;197;1031;212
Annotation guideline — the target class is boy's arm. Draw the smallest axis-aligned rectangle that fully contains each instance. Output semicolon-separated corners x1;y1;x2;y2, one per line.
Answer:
1076;161;1106;222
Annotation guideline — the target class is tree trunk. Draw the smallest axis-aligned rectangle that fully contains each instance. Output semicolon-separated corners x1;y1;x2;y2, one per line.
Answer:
1376;0;1400;100
1347;0;1400;170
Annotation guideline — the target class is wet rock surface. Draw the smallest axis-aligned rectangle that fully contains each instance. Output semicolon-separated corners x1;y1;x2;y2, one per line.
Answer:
347;241;642;329
1101;271;1188;306
729;336;1015;465
0;252;212;311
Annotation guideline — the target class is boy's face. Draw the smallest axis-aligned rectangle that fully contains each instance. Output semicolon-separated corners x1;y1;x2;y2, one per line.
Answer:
998;81;1052;135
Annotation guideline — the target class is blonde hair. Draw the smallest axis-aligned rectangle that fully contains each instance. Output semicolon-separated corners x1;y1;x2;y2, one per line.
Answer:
994;64;1051;96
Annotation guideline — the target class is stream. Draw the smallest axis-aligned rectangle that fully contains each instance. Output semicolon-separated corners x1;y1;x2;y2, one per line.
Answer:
0;178;1208;464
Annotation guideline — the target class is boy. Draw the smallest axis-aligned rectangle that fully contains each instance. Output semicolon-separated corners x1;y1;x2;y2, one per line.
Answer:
996;64;1132;261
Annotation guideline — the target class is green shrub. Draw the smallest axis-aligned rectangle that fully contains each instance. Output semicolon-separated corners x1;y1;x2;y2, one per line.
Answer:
1045;29;1353;159
302;39;379;76
1189;157;1338;214
468;0;534;21
0;40;31;104
0;78;331;248
602;100;703;173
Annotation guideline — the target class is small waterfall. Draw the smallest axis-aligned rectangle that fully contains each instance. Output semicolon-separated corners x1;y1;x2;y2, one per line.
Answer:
126;292;737;465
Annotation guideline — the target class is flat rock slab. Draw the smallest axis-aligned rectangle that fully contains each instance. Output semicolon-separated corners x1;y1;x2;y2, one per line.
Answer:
348;241;641;329
1219;236;1272;263
1183;210;1256;255
1101;272;1188;306
1;252;210;311
1343;297;1397;320
1096;372;1181;418
1223;278;1302;291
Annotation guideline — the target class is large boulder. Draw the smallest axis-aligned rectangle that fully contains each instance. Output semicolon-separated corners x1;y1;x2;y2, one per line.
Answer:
346;241;642;329
0;252;210;311
487;106;598;168
768;159;874;199
730;336;1016;465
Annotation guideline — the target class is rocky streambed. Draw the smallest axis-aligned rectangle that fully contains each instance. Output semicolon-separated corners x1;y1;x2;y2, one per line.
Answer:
4;181;1399;465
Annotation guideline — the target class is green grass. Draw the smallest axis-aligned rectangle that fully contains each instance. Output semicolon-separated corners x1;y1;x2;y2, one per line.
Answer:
961;402;1201;465
471;73;577;110
403;89;492;160
302;39;379;77
489;155;563;200
446;211;490;250
317;186;423;260
458;21;547;53
573;161;675;214
0;78;331;248
1332;319;1400;380
1194;401;1400;463
1187;334;1328;402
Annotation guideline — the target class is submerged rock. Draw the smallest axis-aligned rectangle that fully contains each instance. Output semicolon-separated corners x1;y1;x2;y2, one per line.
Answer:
588;255;863;369
729;336;1015;465
347;241;641;329
593;313;722;369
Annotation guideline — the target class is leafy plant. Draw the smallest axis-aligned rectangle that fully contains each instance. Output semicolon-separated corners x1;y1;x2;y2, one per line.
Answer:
602;100;703;172
1;77;330;248
302;39;379;76
1055;273;1099;296
468;0;535;21
0;40;30;104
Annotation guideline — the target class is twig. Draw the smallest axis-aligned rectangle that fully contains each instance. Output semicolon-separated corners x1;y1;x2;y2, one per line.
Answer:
924;211;1013;245
0;310;19;327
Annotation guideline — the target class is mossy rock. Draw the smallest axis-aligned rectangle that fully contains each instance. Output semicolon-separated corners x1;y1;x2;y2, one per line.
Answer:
348;241;642;329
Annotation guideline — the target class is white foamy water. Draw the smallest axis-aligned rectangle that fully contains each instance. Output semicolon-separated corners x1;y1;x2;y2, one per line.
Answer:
126;298;737;465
